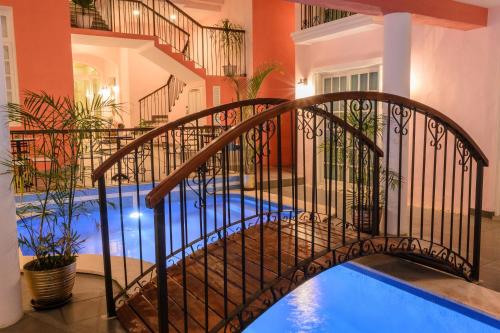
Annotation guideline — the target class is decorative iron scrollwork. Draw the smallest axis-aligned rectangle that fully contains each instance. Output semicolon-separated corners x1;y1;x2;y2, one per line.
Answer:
391;103;412;136
428;118;446;149
456;138;471;171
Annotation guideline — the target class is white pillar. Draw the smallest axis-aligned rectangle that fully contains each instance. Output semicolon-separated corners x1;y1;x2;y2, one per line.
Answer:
382;12;411;235
0;22;23;327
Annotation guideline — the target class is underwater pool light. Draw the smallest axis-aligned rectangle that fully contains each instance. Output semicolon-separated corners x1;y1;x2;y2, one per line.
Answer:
129;211;143;219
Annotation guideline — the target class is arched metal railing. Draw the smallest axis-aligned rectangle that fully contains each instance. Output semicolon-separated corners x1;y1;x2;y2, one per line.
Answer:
91;98;287;318
105;92;488;332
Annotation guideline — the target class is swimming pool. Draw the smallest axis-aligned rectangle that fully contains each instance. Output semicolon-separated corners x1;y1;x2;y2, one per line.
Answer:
16;183;282;263
245;263;500;333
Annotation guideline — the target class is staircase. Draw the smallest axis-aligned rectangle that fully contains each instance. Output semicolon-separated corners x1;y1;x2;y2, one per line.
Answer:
70;0;247;77
139;75;186;126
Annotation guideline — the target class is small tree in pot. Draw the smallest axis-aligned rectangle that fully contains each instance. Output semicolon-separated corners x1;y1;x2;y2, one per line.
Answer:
214;19;244;76
226;63;279;189
4;91;120;309
72;0;95;29
320;111;401;233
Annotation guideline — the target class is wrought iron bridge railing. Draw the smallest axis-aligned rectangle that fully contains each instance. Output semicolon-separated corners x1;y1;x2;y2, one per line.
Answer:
70;0;247;76
300;4;356;30
91;92;488;332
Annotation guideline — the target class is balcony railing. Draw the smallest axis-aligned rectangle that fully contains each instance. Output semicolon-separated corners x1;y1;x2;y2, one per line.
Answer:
300;4;355;30
10;127;154;192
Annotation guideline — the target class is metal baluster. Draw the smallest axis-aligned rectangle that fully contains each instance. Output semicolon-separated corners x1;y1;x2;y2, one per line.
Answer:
420;115;428;239
154;198;168;333
450;138;458;250
277;114;283;276
221;145;229;320
134;148;144;274
258;124;264;290
471;161;484;281
239;128;246;305
440;130;448;245
179;180;188;333
97;176;116;317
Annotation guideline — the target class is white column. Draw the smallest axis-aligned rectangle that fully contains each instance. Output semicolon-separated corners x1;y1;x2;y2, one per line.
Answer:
382;12;411;235
0;22;23;327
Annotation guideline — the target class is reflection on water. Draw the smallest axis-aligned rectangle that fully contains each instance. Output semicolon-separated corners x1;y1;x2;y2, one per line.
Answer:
286;278;324;332
245;265;499;333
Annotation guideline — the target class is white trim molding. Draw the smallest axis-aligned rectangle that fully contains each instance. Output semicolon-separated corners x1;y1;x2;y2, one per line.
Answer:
291;14;381;46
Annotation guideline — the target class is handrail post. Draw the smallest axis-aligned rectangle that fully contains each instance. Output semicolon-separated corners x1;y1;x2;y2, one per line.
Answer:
154;198;168;333
98;176;116;317
372;154;380;236
152;0;156;36
471;160;484;281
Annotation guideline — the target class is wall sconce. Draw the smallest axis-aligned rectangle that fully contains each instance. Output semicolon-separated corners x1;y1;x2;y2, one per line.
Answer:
132;9;141;16
297;78;308;86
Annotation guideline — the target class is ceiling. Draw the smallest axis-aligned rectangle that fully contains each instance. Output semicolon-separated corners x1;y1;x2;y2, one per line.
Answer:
172;0;224;11
454;0;500;8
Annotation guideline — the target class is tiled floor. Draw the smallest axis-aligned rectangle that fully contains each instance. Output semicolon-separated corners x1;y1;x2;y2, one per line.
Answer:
0;273;125;333
479;217;500;292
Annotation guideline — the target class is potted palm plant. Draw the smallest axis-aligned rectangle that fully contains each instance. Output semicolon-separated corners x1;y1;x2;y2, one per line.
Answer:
72;0;95;28
226;63;279;189
214;19;244;76
320;111;401;233
4;91;120;309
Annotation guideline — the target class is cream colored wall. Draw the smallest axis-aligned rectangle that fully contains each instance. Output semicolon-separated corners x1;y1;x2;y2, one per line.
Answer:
72;43;177;127
295;8;500;214
410;8;500;215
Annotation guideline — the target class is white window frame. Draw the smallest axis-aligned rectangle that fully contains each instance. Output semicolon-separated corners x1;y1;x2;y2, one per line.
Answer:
315;63;381;184
0;6;19;104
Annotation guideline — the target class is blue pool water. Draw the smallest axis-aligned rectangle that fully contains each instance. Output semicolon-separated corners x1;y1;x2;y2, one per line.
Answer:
245;263;500;333
16;183;284;263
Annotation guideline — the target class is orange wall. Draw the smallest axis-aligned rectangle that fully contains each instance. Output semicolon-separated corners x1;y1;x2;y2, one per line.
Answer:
205;76;238;109
1;0;74;100
252;0;295;166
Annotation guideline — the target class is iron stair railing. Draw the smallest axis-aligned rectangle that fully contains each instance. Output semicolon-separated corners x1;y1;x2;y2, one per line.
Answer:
139;74;186;125
70;0;247;76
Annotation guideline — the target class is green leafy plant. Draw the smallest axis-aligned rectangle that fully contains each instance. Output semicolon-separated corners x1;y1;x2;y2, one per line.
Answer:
214;19;244;70
320;111;401;211
4;91;120;271
226;62;279;103
226;63;279;176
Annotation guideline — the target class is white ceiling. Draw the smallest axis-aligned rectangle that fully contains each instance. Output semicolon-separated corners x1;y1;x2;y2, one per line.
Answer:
454;0;500;8
172;0;224;11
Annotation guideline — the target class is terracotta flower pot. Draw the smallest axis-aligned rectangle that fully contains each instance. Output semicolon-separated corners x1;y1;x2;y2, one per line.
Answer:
75;12;94;28
352;206;382;234
23;259;77;310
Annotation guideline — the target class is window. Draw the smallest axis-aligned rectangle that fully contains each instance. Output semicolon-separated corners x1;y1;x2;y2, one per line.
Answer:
320;66;380;182
0;6;19;104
